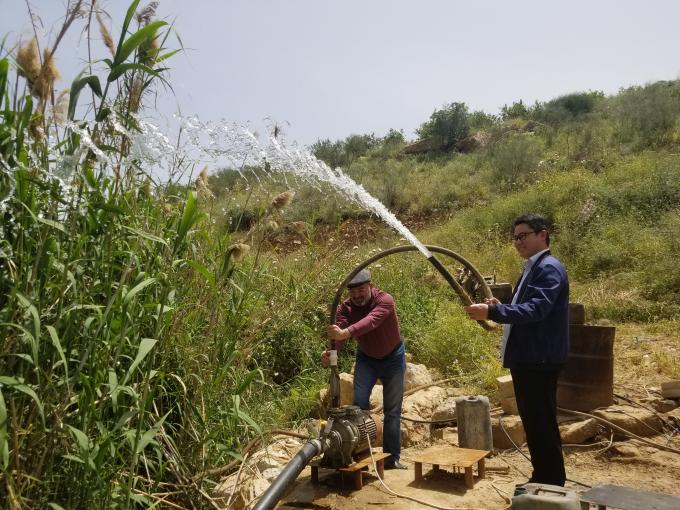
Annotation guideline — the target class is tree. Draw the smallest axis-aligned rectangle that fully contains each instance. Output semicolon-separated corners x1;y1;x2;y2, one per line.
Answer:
344;133;378;165
533;91;604;124
468;110;497;131
416;102;470;151
311;138;346;168
500;99;529;120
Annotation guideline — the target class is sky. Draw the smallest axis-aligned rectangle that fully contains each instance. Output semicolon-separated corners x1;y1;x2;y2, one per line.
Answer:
2;0;680;147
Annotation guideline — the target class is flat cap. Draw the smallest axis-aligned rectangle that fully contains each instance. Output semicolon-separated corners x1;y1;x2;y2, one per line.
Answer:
347;269;371;288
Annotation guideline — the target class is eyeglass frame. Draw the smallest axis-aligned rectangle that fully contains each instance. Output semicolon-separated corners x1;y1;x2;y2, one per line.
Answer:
511;229;546;242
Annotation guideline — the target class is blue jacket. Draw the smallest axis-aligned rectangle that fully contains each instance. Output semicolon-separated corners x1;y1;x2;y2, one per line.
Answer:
488;251;569;370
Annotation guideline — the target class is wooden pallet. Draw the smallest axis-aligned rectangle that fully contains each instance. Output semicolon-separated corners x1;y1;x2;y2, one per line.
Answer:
407;445;489;489
310;451;391;490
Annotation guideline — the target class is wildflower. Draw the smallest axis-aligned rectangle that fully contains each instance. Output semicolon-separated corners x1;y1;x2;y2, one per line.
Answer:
96;10;116;57
271;190;294;210
228;243;250;262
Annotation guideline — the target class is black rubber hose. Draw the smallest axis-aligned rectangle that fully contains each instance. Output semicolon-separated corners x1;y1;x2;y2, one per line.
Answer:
330;245;496;331
252;439;324;510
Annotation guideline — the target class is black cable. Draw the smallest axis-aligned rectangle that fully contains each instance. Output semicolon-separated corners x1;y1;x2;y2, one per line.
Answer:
400;415;456;425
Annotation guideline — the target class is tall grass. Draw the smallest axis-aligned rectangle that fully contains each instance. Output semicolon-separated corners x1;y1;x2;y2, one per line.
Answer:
0;2;274;507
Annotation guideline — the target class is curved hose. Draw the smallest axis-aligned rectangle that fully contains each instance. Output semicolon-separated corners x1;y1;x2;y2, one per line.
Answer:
251;439;323;510
330;245;497;331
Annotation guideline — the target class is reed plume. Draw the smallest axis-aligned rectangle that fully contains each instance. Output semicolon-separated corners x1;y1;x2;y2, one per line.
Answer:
16;38;41;86
228;243;251;262
96;10;116;57
51;89;70;124
33;48;61;103
271;190;294;210
128;76;143;113
195;167;215;200
137;1;159;25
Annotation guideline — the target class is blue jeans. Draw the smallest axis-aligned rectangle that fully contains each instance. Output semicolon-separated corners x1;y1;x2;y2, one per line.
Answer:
353;342;405;463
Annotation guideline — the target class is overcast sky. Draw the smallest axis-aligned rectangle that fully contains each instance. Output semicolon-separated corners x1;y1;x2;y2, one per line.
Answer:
2;0;680;146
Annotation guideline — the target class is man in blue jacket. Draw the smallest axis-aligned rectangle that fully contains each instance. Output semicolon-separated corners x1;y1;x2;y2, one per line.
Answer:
464;213;569;487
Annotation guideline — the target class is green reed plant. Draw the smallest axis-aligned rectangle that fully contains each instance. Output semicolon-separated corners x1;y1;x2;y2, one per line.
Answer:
0;2;262;507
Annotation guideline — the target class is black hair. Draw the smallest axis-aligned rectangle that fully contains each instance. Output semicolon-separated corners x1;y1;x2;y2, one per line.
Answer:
513;213;552;245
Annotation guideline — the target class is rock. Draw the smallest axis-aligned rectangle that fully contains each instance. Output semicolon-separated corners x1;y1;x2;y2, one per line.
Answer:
501;396;518;415
215;436;305;509
432;427;458;442
403;362;434;391
661;380;680;399
496;375;515;398
455;131;489;153
369;385;383;410
403;385;447;416
431;397;457;422
446;386;468;398
611;443;641;459
492;415;525;450
653;399;678;413
402;137;436;155
401;386;447;446
339;372;354;406
319;388;328;407
560;418;600;444
592;405;663;438
521;120;541;132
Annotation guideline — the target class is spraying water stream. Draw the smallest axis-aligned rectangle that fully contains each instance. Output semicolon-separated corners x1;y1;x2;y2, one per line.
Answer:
177;116;433;257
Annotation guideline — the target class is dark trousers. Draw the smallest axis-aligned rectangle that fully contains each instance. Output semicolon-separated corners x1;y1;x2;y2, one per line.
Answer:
511;368;566;486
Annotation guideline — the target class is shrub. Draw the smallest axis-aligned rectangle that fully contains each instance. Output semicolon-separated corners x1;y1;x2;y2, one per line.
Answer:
417;102;470;151
609;81;680;149
488;134;543;185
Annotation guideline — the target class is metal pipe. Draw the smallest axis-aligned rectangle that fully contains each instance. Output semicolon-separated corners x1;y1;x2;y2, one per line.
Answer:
252;439;324;510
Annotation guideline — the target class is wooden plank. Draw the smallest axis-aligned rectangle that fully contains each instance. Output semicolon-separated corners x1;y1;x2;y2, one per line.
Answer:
580;484;680;510
339;452;391;473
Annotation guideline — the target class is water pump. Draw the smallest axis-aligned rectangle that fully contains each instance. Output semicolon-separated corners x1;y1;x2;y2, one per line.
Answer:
320;405;381;469
252;406;381;510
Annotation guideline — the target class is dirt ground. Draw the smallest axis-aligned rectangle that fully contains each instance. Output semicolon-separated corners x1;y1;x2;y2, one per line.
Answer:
264;321;680;509
274;431;680;510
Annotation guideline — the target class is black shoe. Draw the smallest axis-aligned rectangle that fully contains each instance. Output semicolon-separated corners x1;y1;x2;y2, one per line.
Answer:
384;460;408;470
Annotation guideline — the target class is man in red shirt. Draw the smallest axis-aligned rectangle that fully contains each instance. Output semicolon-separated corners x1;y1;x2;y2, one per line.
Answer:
322;269;407;469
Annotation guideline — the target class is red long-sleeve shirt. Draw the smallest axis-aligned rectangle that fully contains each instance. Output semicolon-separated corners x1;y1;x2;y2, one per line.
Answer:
335;288;401;359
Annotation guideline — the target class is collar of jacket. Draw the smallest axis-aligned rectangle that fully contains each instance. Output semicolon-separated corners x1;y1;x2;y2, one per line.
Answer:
514;250;551;301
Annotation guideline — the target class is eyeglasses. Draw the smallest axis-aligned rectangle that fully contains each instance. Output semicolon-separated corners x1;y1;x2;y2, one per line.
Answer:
511;231;537;242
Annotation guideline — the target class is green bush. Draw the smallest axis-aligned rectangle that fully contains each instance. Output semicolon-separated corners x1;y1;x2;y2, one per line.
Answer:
610;81;680;149
488;134;543;185
417;102;470;151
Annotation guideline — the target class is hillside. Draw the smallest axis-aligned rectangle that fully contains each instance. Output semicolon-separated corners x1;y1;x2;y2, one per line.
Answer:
1;2;679;507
